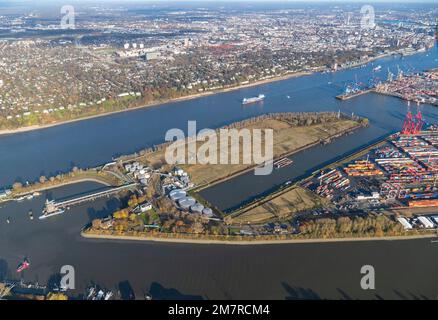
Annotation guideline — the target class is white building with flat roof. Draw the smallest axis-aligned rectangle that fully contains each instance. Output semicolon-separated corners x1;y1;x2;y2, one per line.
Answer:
418;216;435;229
397;217;413;230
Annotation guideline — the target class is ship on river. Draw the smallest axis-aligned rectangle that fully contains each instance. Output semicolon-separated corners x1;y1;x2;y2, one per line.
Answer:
39;200;65;220
242;94;265;105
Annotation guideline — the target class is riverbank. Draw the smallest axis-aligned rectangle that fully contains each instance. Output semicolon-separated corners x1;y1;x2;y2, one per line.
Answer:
81;230;436;245
0;71;311;137
1;169;122;204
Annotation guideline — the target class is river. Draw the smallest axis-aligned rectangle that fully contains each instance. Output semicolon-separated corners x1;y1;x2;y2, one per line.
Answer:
1;183;438;300
1;48;438;299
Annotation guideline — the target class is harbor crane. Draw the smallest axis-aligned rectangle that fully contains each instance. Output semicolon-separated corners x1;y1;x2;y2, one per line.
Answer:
402;110;424;135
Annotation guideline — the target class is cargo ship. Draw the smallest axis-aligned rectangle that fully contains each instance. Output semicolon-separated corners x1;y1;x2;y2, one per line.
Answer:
39;199;65;220
242;94;265;105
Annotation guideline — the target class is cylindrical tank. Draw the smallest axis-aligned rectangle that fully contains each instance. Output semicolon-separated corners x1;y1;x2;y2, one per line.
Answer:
169;189;187;201
178;197;196;210
190;203;204;213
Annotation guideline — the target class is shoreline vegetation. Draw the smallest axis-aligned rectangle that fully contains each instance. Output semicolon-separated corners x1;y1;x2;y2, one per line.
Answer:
81;229;436;245
1;167;124;203
0;70;311;137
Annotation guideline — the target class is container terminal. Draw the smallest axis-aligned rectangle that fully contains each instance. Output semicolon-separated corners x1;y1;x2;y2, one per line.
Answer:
374;69;438;106
301;110;438;231
338;68;438;103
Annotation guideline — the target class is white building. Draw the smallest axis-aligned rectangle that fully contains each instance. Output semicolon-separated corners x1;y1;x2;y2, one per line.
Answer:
397;217;413;230
418;216;435;229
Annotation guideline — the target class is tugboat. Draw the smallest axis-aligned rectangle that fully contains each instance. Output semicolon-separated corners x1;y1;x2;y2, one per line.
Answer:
17;258;30;273
39;200;65;220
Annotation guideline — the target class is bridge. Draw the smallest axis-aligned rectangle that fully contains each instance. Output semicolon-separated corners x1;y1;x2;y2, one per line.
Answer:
47;183;138;210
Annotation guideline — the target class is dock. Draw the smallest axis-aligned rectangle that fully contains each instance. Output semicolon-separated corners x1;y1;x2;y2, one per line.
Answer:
44;183;138;211
274;158;293;169
336;89;373;100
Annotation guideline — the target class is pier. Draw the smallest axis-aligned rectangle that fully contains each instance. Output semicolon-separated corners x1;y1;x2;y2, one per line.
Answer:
336;89;373;100
44;183;138;211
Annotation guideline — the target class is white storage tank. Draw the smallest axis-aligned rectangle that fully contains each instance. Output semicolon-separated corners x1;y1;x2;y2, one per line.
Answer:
190;203;204;213
178;197;196;210
169;189;186;201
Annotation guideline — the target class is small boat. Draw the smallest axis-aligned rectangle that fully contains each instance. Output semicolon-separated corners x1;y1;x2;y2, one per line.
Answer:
29;210;34;220
6;217;10;224
373;65;382;72
39;207;65;220
39;200;66;220
145;293;153;300
17;258;30;273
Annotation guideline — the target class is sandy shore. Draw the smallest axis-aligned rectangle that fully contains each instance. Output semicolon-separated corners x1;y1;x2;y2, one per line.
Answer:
0;71;311;137
81;232;436;246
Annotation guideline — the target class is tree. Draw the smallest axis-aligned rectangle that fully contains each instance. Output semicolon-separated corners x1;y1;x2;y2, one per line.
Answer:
192;221;205;234
128;195;139;208
92;219;102;229
12;182;23;190
113;210;129;220
46;292;68;300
